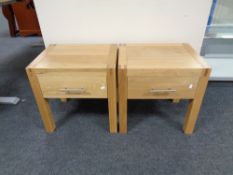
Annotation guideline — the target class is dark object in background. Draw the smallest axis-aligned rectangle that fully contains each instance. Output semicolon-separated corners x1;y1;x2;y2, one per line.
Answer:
2;0;41;37
2;3;17;36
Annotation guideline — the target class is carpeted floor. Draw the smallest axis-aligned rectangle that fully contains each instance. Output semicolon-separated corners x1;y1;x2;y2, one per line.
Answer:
0;14;233;175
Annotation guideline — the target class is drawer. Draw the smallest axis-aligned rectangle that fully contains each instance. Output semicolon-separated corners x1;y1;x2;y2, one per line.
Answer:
36;71;107;98
128;76;199;99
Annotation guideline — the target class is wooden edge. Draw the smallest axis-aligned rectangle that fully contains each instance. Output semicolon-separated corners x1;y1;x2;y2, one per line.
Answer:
107;44;118;69
26;68;56;133
182;43;211;69
118;45;127;70
26;44;56;69
123;43;184;47
32;68;107;73
183;68;211;134
118;44;128;133
50;43;111;47
107;44;117;133
204;67;212;77
107;62;117;133
26;50;46;69
118;66;128;134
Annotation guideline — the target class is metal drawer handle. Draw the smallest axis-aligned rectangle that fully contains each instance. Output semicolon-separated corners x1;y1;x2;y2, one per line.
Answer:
149;89;176;93
60;88;86;94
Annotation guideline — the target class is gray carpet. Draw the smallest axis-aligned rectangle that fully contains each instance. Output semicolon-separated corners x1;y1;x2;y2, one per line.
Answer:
1;14;233;175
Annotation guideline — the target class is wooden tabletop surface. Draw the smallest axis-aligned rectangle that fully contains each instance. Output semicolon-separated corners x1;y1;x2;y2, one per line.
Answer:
27;44;116;70
121;43;208;70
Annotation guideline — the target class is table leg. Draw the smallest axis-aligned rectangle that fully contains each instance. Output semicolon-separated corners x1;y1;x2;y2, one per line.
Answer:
107;68;117;133
2;5;17;37
118;67;127;133
183;69;211;134
26;69;55;133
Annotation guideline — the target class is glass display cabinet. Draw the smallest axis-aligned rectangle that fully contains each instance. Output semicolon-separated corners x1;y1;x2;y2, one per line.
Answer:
201;0;233;80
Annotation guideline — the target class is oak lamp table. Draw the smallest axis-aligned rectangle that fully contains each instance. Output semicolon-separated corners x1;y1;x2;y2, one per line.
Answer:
26;44;117;133
118;43;211;134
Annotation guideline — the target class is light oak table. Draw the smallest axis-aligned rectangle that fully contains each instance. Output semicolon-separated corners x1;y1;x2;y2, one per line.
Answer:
118;43;211;134
26;44;117;133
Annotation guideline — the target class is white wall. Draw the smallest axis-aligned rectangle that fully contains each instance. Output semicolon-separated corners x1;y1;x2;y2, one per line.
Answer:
34;0;212;53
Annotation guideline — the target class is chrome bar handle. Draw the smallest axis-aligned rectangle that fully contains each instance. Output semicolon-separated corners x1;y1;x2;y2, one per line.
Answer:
149;89;176;93
60;88;86;94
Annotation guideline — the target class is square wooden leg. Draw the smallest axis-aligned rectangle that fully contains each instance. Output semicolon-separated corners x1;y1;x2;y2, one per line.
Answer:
26;69;55;133
107;68;117;133
2;5;17;37
183;69;211;134
118;67;127;134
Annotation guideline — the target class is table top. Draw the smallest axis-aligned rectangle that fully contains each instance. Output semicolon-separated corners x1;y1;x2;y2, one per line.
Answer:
119;43;209;70
27;44;117;71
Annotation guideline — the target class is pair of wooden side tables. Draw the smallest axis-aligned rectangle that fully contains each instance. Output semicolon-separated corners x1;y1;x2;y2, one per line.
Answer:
26;44;211;134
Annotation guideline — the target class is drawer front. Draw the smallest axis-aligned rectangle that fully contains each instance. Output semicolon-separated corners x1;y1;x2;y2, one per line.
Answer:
37;71;107;98
128;76;199;99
